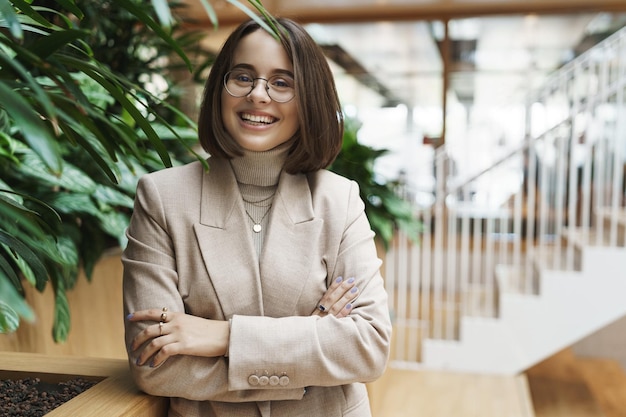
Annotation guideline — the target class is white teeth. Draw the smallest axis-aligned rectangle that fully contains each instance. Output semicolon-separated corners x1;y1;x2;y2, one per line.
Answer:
241;113;275;124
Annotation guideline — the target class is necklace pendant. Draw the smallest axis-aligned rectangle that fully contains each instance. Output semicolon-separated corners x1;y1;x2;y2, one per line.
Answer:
253;224;262;233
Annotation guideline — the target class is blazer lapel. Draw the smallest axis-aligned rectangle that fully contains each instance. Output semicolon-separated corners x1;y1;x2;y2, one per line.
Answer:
193;158;264;318
260;172;323;317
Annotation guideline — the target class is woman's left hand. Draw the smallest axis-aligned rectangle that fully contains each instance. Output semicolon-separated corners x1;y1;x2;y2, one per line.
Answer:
127;308;229;368
311;276;358;318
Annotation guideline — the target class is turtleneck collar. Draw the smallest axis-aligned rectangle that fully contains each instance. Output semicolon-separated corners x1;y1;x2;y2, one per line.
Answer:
229;141;291;187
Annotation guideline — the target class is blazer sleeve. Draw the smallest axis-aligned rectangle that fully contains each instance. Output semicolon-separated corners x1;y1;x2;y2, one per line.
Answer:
122;174;305;402
227;179;392;391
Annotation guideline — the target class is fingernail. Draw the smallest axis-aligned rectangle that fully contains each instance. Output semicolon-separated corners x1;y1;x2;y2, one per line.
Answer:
126;313;134;320
351;287;358;293
150;360;156;368
335;276;343;283
345;304;352;310
347;277;355;284
135;357;142;366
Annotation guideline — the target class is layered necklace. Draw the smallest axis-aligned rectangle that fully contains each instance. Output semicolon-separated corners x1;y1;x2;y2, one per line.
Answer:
242;192;274;233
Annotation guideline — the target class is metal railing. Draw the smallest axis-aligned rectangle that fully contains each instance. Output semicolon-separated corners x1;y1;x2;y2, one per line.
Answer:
386;26;626;367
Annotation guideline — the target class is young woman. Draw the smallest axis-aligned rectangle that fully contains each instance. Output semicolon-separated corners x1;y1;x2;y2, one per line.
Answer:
123;17;391;417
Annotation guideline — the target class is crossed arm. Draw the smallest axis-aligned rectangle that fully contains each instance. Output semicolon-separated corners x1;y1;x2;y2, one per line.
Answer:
127;275;359;368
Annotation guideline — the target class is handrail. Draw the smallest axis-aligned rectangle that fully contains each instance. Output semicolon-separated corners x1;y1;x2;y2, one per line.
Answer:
386;25;626;368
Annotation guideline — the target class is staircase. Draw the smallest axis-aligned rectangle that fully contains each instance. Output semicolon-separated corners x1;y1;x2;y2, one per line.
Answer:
385;26;626;374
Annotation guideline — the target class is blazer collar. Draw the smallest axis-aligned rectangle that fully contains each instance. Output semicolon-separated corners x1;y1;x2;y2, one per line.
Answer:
194;157;323;318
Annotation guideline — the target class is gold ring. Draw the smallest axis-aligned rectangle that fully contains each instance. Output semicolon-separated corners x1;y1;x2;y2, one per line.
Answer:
160;307;168;322
159;321;163;336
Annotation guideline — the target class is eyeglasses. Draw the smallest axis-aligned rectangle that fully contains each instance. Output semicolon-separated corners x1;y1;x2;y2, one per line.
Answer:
223;69;295;103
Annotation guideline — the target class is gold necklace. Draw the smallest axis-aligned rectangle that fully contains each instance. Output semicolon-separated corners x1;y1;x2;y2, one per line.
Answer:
244;205;272;233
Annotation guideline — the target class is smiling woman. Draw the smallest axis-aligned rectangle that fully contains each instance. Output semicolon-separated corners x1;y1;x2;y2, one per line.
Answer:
122;16;391;417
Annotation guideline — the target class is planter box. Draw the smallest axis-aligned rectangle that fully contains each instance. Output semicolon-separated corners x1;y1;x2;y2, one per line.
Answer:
0;352;167;416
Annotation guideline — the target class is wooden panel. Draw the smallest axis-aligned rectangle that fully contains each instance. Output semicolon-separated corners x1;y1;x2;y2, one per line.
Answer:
181;0;626;27
0;251;127;359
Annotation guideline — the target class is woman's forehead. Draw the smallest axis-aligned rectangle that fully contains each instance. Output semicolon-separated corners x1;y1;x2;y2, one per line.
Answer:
232;30;293;73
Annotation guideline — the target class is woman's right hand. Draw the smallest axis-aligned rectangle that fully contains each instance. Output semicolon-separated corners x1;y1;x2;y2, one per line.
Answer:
311;276;358;318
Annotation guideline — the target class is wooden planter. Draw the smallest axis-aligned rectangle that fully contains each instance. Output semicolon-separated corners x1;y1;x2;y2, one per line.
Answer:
0;352;167;416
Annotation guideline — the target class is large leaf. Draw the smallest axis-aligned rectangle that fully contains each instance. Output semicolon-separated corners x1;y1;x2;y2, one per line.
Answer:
150;0;174;28
0;0;23;40
5;0;52;30
19;151;97;193
52;278;70;342
30;28;89;60
0;231;50;291
0;274;34;332
0;82;63;173
57;55;173;167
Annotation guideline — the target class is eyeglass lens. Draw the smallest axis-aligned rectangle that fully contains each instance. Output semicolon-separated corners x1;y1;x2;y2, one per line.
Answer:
224;70;295;102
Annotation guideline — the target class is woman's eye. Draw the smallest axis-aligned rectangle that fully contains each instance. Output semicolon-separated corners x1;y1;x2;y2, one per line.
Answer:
271;77;293;89
236;74;253;83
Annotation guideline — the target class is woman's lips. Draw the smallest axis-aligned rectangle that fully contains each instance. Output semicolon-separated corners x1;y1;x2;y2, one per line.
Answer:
239;112;277;125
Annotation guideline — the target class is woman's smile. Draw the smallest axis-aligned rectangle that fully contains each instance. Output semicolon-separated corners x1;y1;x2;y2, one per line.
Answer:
239;111;277;126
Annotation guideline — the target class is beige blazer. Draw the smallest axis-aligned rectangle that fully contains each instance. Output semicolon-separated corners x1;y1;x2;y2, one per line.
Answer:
123;157;392;417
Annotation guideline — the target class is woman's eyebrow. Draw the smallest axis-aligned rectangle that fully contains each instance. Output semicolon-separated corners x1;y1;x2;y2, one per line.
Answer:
230;63;294;77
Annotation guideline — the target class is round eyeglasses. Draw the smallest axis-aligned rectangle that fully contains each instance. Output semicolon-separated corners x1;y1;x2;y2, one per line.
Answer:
224;69;295;103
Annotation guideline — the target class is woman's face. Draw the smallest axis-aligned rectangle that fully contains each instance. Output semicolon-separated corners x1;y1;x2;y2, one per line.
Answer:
221;29;299;152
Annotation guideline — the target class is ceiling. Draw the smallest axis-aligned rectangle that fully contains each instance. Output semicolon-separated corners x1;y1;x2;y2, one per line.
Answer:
177;1;626;140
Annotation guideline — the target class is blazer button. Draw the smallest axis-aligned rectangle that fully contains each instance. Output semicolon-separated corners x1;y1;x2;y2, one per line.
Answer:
259;375;270;386
248;375;260;386
279;375;290;386
269;375;280;386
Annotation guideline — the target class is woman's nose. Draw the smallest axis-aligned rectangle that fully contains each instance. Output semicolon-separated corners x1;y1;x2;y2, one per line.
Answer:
247;80;271;102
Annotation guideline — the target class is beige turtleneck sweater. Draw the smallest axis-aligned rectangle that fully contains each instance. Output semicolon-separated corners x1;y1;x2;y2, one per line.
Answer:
229;143;290;257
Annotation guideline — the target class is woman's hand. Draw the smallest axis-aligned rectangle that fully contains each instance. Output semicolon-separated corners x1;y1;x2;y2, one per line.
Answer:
311;276;358;318
127;308;228;368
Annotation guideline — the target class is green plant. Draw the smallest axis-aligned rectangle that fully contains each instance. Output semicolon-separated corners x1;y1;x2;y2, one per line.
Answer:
0;0;274;341
330;117;421;250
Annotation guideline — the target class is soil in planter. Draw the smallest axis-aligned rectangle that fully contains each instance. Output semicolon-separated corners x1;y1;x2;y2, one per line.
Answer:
0;377;98;417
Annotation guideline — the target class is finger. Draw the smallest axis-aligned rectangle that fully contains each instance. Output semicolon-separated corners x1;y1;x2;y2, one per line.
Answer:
327;285;358;316
149;340;178;368
335;302;353;319
135;332;170;366
318;277;355;309
131;321;165;352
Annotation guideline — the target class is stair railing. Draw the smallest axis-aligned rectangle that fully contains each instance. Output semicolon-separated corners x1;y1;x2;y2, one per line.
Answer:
386;25;626;368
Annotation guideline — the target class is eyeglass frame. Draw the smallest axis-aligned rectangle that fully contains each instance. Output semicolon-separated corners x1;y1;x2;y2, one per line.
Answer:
223;70;296;103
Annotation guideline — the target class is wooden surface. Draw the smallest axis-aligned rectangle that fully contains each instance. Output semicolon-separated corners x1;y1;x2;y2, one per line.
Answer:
526;348;626;417
369;365;535;417
0;352;168;417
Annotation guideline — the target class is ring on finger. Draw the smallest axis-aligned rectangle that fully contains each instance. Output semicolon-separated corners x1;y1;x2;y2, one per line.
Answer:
160;307;168;322
159;321;164;336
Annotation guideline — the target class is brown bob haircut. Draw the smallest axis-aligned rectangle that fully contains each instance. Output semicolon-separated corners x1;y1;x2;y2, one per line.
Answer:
197;17;344;174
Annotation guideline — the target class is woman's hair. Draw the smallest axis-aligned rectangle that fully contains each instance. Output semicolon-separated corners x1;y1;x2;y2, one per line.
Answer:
197;17;344;174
